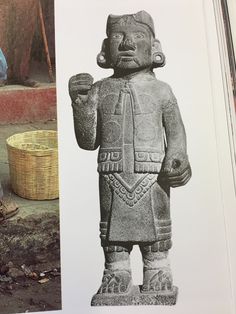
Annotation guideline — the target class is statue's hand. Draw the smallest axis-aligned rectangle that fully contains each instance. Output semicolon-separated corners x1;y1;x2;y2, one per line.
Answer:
160;153;192;188
69;73;94;102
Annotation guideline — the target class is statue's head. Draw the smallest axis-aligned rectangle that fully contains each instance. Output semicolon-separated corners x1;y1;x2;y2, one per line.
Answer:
97;11;165;71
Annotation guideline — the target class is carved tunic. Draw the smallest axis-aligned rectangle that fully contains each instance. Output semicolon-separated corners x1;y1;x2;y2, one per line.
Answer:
73;72;186;246
97;74;166;173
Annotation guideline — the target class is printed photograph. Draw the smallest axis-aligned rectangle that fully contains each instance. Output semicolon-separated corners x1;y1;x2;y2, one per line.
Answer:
68;9;190;307
1;1;235;313
0;0;61;313
56;0;236;313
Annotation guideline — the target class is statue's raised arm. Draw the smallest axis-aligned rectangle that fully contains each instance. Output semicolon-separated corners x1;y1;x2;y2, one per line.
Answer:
69;73;100;150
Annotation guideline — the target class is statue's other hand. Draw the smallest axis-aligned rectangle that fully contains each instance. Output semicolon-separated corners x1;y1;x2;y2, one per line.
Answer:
69;73;94;102
161;153;192;188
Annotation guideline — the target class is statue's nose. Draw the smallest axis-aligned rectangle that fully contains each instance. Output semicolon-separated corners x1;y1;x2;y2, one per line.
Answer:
119;38;136;51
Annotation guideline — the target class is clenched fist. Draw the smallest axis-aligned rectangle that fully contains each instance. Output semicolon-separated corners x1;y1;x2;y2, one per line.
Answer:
69;73;94;102
160;152;192;188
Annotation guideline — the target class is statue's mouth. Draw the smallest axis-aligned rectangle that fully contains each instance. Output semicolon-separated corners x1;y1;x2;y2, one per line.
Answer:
116;53;140;67
119;51;135;57
120;57;134;62
118;52;136;62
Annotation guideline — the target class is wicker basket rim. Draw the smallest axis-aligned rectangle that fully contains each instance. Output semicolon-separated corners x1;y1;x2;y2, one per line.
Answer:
6;130;58;153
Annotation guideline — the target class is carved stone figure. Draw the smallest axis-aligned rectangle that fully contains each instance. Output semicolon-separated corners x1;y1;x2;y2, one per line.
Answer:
69;11;191;306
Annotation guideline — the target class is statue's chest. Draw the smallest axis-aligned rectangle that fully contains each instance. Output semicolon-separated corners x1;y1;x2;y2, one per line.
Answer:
98;81;161;118
97;80;164;150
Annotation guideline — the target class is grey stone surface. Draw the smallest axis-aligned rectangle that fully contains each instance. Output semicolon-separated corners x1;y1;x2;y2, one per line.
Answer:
69;10;191;306
91;286;178;306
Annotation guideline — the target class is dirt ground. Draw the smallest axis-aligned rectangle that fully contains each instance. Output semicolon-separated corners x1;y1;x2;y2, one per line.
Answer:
0;262;61;313
0;121;61;314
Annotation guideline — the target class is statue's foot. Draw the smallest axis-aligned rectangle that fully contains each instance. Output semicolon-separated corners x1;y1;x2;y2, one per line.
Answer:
141;267;173;293
97;269;132;294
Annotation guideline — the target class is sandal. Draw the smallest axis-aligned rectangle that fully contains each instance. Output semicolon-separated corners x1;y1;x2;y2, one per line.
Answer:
0;199;19;222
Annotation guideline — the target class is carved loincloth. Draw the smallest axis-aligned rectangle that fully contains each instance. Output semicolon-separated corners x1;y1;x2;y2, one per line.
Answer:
102;173;170;243
104;173;157;207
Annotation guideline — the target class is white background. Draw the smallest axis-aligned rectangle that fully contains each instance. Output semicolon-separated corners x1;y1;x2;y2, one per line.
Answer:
53;0;236;313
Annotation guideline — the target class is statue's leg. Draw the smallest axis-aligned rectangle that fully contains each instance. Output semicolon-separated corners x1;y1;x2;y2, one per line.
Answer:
97;243;133;294
138;177;173;292
140;243;173;292
98;175;132;294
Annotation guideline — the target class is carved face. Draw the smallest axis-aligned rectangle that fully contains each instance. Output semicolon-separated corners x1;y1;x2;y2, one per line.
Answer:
108;22;153;70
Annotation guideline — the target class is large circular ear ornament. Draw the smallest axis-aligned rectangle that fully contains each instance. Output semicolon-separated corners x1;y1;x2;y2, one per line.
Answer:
152;51;166;68
97;38;110;68
97;52;107;67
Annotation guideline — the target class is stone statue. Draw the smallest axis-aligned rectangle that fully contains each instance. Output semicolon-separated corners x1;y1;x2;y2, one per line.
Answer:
69;11;191;306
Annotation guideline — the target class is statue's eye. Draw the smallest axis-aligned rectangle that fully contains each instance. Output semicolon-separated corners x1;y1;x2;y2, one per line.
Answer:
111;33;122;39
134;32;145;39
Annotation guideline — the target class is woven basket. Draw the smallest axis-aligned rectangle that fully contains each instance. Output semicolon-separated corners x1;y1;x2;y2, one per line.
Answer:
6;130;59;200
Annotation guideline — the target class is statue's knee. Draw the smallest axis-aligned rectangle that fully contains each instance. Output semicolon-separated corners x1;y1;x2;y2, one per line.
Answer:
140;240;172;254
103;243;132;253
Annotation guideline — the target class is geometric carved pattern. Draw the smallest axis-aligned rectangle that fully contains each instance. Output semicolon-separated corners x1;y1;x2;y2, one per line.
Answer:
104;173;157;207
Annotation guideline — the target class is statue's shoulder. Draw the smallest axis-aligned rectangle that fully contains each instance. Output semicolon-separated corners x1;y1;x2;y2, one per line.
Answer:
91;77;111;91
93;76;122;94
143;73;171;91
153;78;172;92
91;78;104;89
152;78;175;100
87;79;106;99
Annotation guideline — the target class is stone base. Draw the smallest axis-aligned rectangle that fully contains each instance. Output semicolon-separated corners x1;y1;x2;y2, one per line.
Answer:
91;286;178;306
